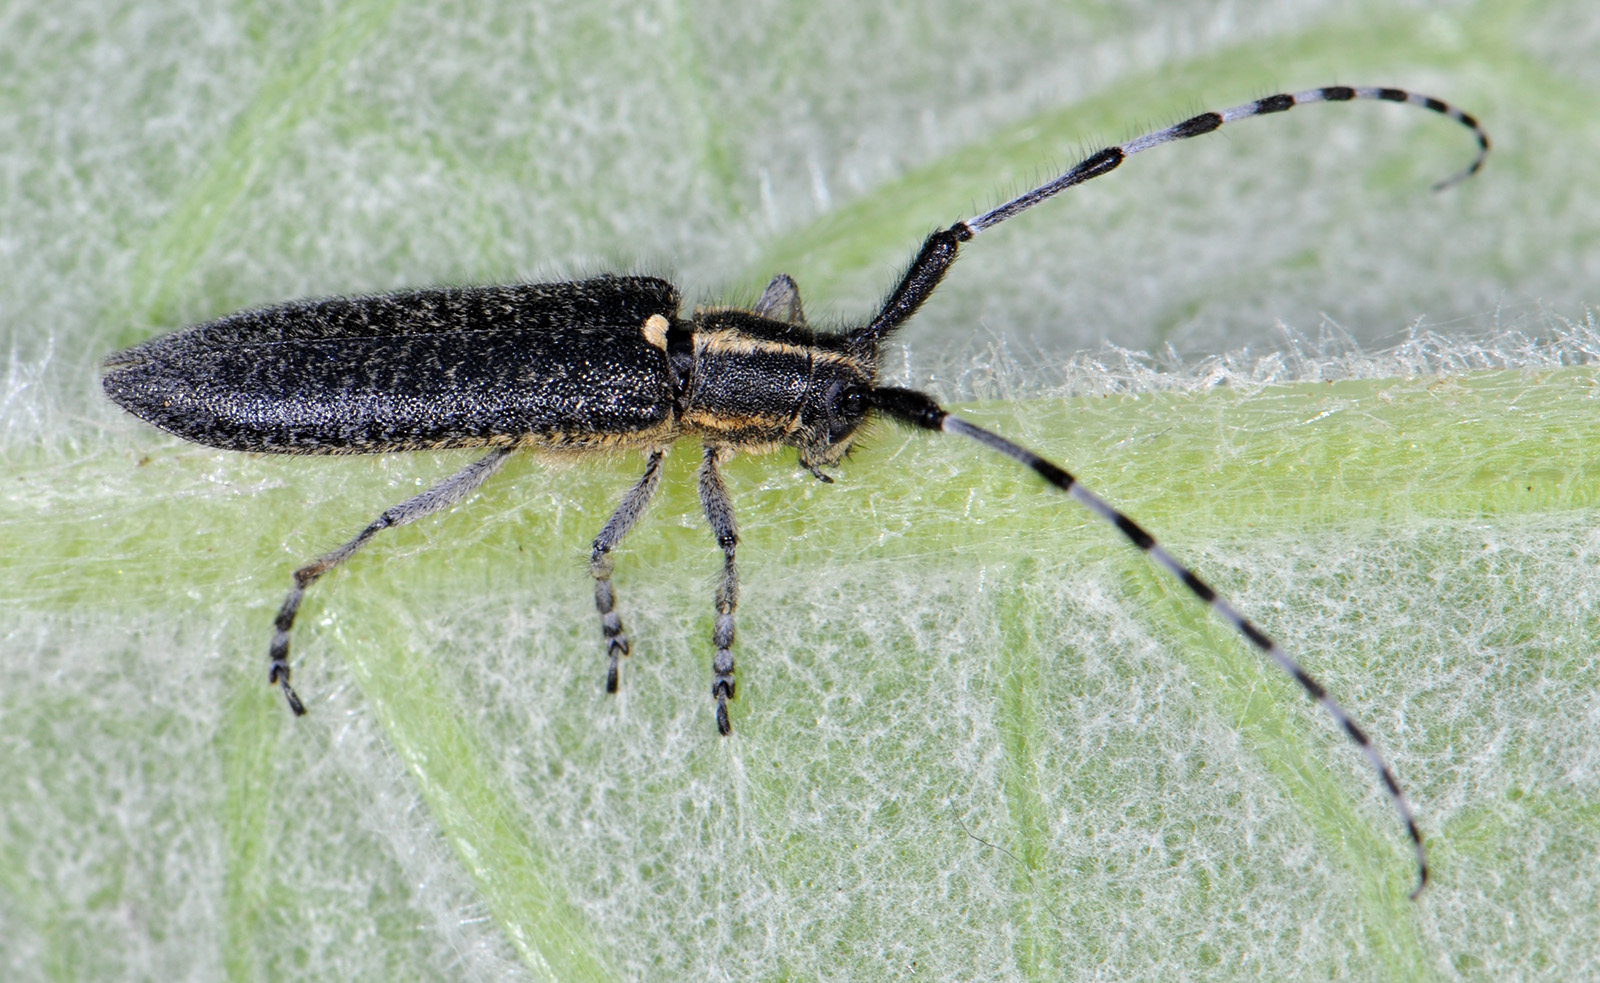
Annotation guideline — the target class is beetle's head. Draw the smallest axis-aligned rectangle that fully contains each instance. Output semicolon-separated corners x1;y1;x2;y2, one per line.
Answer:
791;357;874;477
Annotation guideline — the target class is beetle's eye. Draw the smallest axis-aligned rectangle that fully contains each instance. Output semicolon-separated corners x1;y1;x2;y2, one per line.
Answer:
822;382;866;442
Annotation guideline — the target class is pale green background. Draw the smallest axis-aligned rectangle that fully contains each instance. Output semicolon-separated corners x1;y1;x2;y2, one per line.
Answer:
3;1;1598;980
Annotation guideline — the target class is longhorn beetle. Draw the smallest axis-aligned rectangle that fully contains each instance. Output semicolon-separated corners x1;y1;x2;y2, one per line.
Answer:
104;85;1488;897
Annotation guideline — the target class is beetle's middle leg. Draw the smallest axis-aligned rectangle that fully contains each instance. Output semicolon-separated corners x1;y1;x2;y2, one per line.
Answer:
590;450;666;694
696;445;740;735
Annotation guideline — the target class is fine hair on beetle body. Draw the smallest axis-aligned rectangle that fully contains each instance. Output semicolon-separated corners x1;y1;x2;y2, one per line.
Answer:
102;85;1489;898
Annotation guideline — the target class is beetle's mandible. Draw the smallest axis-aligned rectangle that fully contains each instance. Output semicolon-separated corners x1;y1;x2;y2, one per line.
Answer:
104;85;1489;897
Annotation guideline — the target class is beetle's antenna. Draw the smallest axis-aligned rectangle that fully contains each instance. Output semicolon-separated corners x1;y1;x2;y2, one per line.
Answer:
967;87;1487;236
852;86;1489;352
868;385;1429;899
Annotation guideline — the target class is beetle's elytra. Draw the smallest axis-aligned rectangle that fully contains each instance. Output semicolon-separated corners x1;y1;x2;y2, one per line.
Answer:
104;85;1490;897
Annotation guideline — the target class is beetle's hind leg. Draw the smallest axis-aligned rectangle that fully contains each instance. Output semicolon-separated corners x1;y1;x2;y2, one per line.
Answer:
589;450;666;694
269;447;513;715
696;445;740;735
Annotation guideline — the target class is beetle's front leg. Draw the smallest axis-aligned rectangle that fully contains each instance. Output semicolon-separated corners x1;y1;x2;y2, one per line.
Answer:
696;445;739;735
590;450;666;694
